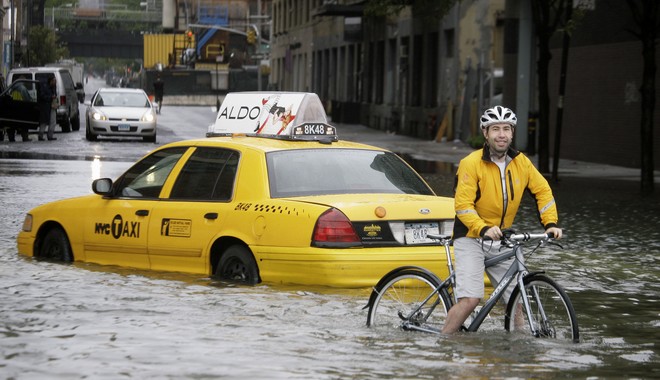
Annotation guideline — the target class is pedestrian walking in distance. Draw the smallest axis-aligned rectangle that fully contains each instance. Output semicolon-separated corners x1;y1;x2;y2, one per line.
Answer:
38;76;57;141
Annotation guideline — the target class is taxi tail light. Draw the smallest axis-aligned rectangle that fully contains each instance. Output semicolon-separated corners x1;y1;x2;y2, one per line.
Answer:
59;95;66;106
312;208;360;246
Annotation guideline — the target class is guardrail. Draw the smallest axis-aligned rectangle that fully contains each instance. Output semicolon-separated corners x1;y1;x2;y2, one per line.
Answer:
45;8;162;25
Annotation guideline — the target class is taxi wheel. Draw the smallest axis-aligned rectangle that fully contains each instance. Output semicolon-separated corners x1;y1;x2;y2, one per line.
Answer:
217;245;259;285
40;227;73;262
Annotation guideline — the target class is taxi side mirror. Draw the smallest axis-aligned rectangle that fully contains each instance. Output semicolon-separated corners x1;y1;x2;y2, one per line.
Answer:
92;178;113;195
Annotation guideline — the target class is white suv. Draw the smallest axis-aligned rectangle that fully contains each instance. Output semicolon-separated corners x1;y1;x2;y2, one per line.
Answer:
7;67;82;132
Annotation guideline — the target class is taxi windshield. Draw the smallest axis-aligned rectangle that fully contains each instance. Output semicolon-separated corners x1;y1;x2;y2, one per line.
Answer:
267;149;434;197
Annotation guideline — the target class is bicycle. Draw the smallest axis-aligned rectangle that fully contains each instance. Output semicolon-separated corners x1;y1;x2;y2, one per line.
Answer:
366;230;579;342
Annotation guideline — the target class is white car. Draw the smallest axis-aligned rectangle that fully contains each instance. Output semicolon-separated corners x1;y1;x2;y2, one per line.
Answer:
85;88;157;142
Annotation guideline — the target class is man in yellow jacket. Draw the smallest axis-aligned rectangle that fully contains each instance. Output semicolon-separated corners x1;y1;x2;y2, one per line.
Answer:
442;106;563;334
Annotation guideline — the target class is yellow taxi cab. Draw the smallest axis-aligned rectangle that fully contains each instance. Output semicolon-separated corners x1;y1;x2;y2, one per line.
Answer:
17;92;455;288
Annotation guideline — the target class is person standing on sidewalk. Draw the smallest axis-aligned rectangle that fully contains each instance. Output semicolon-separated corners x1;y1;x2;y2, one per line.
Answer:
441;105;562;334
38;76;57;141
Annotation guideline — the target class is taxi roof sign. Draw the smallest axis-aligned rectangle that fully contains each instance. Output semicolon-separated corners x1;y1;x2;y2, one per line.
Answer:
207;92;337;141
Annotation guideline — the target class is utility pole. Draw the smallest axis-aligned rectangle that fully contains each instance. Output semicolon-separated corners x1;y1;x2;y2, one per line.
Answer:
10;0;14;68
551;3;573;182
257;0;262;91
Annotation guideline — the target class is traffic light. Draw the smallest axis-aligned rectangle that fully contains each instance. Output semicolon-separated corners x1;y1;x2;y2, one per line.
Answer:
247;29;256;44
185;29;193;43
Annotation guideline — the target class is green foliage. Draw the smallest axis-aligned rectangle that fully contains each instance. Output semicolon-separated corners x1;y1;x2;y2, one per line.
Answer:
364;0;459;23
467;134;485;149
25;26;69;66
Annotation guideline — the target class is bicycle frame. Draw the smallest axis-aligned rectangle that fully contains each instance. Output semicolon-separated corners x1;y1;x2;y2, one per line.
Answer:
465;242;527;332
400;236;542;335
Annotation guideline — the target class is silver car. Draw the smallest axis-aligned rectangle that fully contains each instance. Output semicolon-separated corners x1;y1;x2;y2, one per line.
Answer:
85;88;157;142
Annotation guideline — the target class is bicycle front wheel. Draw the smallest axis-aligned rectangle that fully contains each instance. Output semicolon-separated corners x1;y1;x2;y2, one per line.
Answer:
367;269;451;333
505;274;579;342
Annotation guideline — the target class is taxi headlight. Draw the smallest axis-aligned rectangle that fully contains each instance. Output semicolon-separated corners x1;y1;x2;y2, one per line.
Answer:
92;111;106;121
22;214;33;232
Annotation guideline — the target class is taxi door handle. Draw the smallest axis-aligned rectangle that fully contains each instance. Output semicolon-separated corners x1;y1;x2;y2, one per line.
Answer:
135;210;149;217
204;212;218;220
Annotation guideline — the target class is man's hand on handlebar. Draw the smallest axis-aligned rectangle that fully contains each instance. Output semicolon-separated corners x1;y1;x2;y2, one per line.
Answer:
545;227;563;240
484;226;503;241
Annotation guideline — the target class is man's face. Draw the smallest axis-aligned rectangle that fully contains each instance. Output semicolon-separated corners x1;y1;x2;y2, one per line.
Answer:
483;123;514;155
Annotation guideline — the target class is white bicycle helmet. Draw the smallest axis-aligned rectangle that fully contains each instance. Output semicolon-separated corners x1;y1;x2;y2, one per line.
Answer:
480;106;517;129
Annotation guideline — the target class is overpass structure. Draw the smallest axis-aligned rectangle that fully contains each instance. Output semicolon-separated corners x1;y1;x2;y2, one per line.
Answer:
58;30;144;59
45;5;162;59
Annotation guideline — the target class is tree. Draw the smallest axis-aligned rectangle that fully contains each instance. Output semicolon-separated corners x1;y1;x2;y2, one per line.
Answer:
24;26;69;66
625;0;658;195
530;0;573;174
364;0;458;24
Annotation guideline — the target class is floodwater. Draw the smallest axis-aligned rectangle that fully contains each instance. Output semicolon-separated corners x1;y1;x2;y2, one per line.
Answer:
1;157;659;379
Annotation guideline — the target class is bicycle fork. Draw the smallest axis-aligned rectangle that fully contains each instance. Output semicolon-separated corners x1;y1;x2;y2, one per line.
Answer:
516;274;552;338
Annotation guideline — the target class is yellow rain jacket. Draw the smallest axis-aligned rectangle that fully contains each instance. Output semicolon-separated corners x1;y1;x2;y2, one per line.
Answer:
453;145;559;238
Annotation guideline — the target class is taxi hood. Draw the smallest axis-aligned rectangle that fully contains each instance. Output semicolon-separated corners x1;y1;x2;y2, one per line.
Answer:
208;92;335;140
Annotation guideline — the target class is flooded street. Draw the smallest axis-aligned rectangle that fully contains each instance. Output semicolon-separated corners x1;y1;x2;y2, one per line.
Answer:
1;109;658;378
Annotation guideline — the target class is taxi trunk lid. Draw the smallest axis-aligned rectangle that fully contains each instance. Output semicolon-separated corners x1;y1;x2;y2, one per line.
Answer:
289;193;455;247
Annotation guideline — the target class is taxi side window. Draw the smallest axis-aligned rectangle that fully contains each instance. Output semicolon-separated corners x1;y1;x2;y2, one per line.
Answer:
115;147;187;198
169;148;239;201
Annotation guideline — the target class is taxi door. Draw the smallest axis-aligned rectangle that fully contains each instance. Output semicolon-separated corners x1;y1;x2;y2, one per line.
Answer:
83;147;189;269
147;147;238;275
83;200;156;269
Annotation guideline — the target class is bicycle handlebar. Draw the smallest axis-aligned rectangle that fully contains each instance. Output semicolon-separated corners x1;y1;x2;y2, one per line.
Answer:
426;231;553;243
508;232;553;241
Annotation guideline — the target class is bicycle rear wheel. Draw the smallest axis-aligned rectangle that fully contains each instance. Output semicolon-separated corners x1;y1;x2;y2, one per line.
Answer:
505;274;579;342
367;268;451;333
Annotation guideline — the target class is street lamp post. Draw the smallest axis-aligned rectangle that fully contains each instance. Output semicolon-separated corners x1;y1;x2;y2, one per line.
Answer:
10;0;14;68
215;54;221;110
257;0;261;91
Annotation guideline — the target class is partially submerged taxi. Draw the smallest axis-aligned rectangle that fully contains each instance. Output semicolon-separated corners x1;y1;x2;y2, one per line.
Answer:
17;92;455;287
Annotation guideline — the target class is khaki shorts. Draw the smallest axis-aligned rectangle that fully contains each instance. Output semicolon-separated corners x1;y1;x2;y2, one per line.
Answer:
453;237;520;303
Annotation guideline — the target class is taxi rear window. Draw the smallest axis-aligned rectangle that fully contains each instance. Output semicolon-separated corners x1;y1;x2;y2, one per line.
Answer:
266;149;434;198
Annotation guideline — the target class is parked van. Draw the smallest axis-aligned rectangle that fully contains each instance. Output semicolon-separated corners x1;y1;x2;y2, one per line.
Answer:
7;67;82;132
46;60;85;103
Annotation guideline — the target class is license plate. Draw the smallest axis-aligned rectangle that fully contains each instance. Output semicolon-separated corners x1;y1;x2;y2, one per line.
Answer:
118;124;130;131
404;222;439;244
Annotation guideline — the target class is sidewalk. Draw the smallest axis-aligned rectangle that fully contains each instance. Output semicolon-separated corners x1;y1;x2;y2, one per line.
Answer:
0;118;655;183
336;122;656;182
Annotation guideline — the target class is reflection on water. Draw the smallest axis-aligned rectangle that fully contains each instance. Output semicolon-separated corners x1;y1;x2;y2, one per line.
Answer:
0;158;658;378
0;253;610;379
91;155;102;180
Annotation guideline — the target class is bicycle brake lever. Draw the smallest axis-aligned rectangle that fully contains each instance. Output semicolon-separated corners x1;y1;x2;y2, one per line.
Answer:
547;241;564;249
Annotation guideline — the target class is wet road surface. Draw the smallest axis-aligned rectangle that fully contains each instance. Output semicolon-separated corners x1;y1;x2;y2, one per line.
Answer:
0;84;658;378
